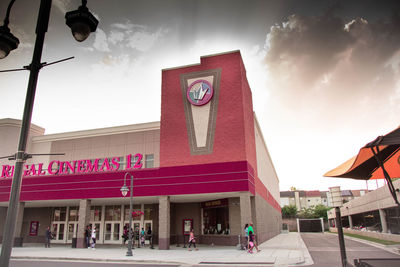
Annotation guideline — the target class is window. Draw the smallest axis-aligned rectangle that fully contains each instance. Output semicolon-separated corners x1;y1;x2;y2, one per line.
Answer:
105;205;121;221
90;206;102;221
203;206;230;235
124;204;141;221
68;206;79;221
52;207;67;221
145;154;154;168
144;205;154;220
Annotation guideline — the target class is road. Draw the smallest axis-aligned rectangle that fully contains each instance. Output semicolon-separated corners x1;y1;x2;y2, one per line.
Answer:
10;260;180;267
301;233;400;267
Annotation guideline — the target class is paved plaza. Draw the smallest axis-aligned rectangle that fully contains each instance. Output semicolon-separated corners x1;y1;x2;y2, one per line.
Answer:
7;232;312;266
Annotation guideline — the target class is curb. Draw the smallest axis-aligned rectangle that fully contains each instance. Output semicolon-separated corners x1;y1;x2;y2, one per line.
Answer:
11;256;184;265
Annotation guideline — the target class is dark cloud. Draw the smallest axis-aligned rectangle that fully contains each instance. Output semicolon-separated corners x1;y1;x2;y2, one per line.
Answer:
264;10;400;127
265;12;353;86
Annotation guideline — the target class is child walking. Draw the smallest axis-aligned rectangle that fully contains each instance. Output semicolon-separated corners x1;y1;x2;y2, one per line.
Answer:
140;227;146;247
248;230;255;253
188;228;198;251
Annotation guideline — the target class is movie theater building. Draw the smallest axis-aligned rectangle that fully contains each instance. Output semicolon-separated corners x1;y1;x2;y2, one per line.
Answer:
0;51;281;249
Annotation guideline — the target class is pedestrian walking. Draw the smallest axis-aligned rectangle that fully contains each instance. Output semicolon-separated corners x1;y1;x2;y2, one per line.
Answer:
91;226;97;250
147;226;154;249
140;227;146;247
248;223;260;252
85;225;91;248
188;228;198;251
45;226;52;248
244;223;249;250
248;230;255;253
122;225;128;245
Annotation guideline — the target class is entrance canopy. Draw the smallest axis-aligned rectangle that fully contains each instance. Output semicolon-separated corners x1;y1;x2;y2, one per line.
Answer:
324;127;400;180
324;127;400;205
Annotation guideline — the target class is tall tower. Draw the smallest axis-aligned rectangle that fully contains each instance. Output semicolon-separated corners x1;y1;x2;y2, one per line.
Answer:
160;51;257;175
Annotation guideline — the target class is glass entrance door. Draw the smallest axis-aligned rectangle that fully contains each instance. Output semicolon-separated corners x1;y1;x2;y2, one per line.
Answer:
144;220;153;245
67;222;78;242
144;220;153;233
51;222;66;243
104;222;121;243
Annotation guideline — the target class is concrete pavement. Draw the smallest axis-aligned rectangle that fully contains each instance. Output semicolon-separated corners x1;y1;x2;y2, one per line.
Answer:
7;232;314;266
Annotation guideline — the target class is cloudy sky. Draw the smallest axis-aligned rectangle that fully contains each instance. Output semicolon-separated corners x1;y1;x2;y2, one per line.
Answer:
1;0;400;191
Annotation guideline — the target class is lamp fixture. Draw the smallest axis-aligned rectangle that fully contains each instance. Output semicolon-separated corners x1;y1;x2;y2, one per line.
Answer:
120;184;129;197
0;0;19;59
0;25;19;59
65;0;98;42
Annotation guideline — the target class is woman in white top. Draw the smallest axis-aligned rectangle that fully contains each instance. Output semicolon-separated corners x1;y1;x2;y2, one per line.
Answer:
91;227;96;249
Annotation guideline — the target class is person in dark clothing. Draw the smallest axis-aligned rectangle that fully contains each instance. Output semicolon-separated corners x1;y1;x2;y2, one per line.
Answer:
122;225;128;245
84;225;91;248
147;226;153;249
45;226;52;248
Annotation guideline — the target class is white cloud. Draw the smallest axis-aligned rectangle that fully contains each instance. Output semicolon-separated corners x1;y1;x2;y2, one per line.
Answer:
88;21;168;53
111;22;146;31
53;0;72;14
126;28;168;52
109;31;124;45
93;28;110;52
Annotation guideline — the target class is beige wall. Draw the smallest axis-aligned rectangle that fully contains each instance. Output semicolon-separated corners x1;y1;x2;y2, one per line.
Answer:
254;194;282;243
171;203;201;235
25;123;160;170
306;196;323;208
0;119;45;167
228;198;241;235
170;202;201;245
254;116;280;203
20;207;52;243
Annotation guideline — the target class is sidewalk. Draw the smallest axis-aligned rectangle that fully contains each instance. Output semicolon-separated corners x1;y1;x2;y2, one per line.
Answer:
8;232;314;266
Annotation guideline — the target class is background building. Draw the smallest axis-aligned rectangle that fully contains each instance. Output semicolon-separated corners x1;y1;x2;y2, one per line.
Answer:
280;189;369;211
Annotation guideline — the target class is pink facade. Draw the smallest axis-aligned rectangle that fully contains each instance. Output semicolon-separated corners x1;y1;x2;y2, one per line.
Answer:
0;161;254;202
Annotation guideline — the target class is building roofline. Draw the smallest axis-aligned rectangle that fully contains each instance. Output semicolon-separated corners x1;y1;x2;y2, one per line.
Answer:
162;50;241;72
32;121;160;143
0;118;45;135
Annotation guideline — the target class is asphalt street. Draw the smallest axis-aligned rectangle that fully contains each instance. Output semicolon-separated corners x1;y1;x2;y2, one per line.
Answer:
301;233;400;267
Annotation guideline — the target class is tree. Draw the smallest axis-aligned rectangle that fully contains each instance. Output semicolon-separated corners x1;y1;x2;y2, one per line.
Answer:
282;205;297;217
298;204;331;220
298;207;315;219
313;204;331;220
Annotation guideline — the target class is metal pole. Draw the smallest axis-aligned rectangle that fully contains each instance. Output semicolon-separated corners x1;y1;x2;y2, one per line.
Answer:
335;207;348;267
126;174;133;256
0;1;52;266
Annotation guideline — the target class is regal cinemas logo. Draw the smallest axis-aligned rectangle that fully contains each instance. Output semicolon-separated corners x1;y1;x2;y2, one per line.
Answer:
1;154;143;178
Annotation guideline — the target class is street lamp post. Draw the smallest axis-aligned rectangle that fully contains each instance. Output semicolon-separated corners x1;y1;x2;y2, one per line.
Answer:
0;1;97;267
121;172;134;256
329;186;348;267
